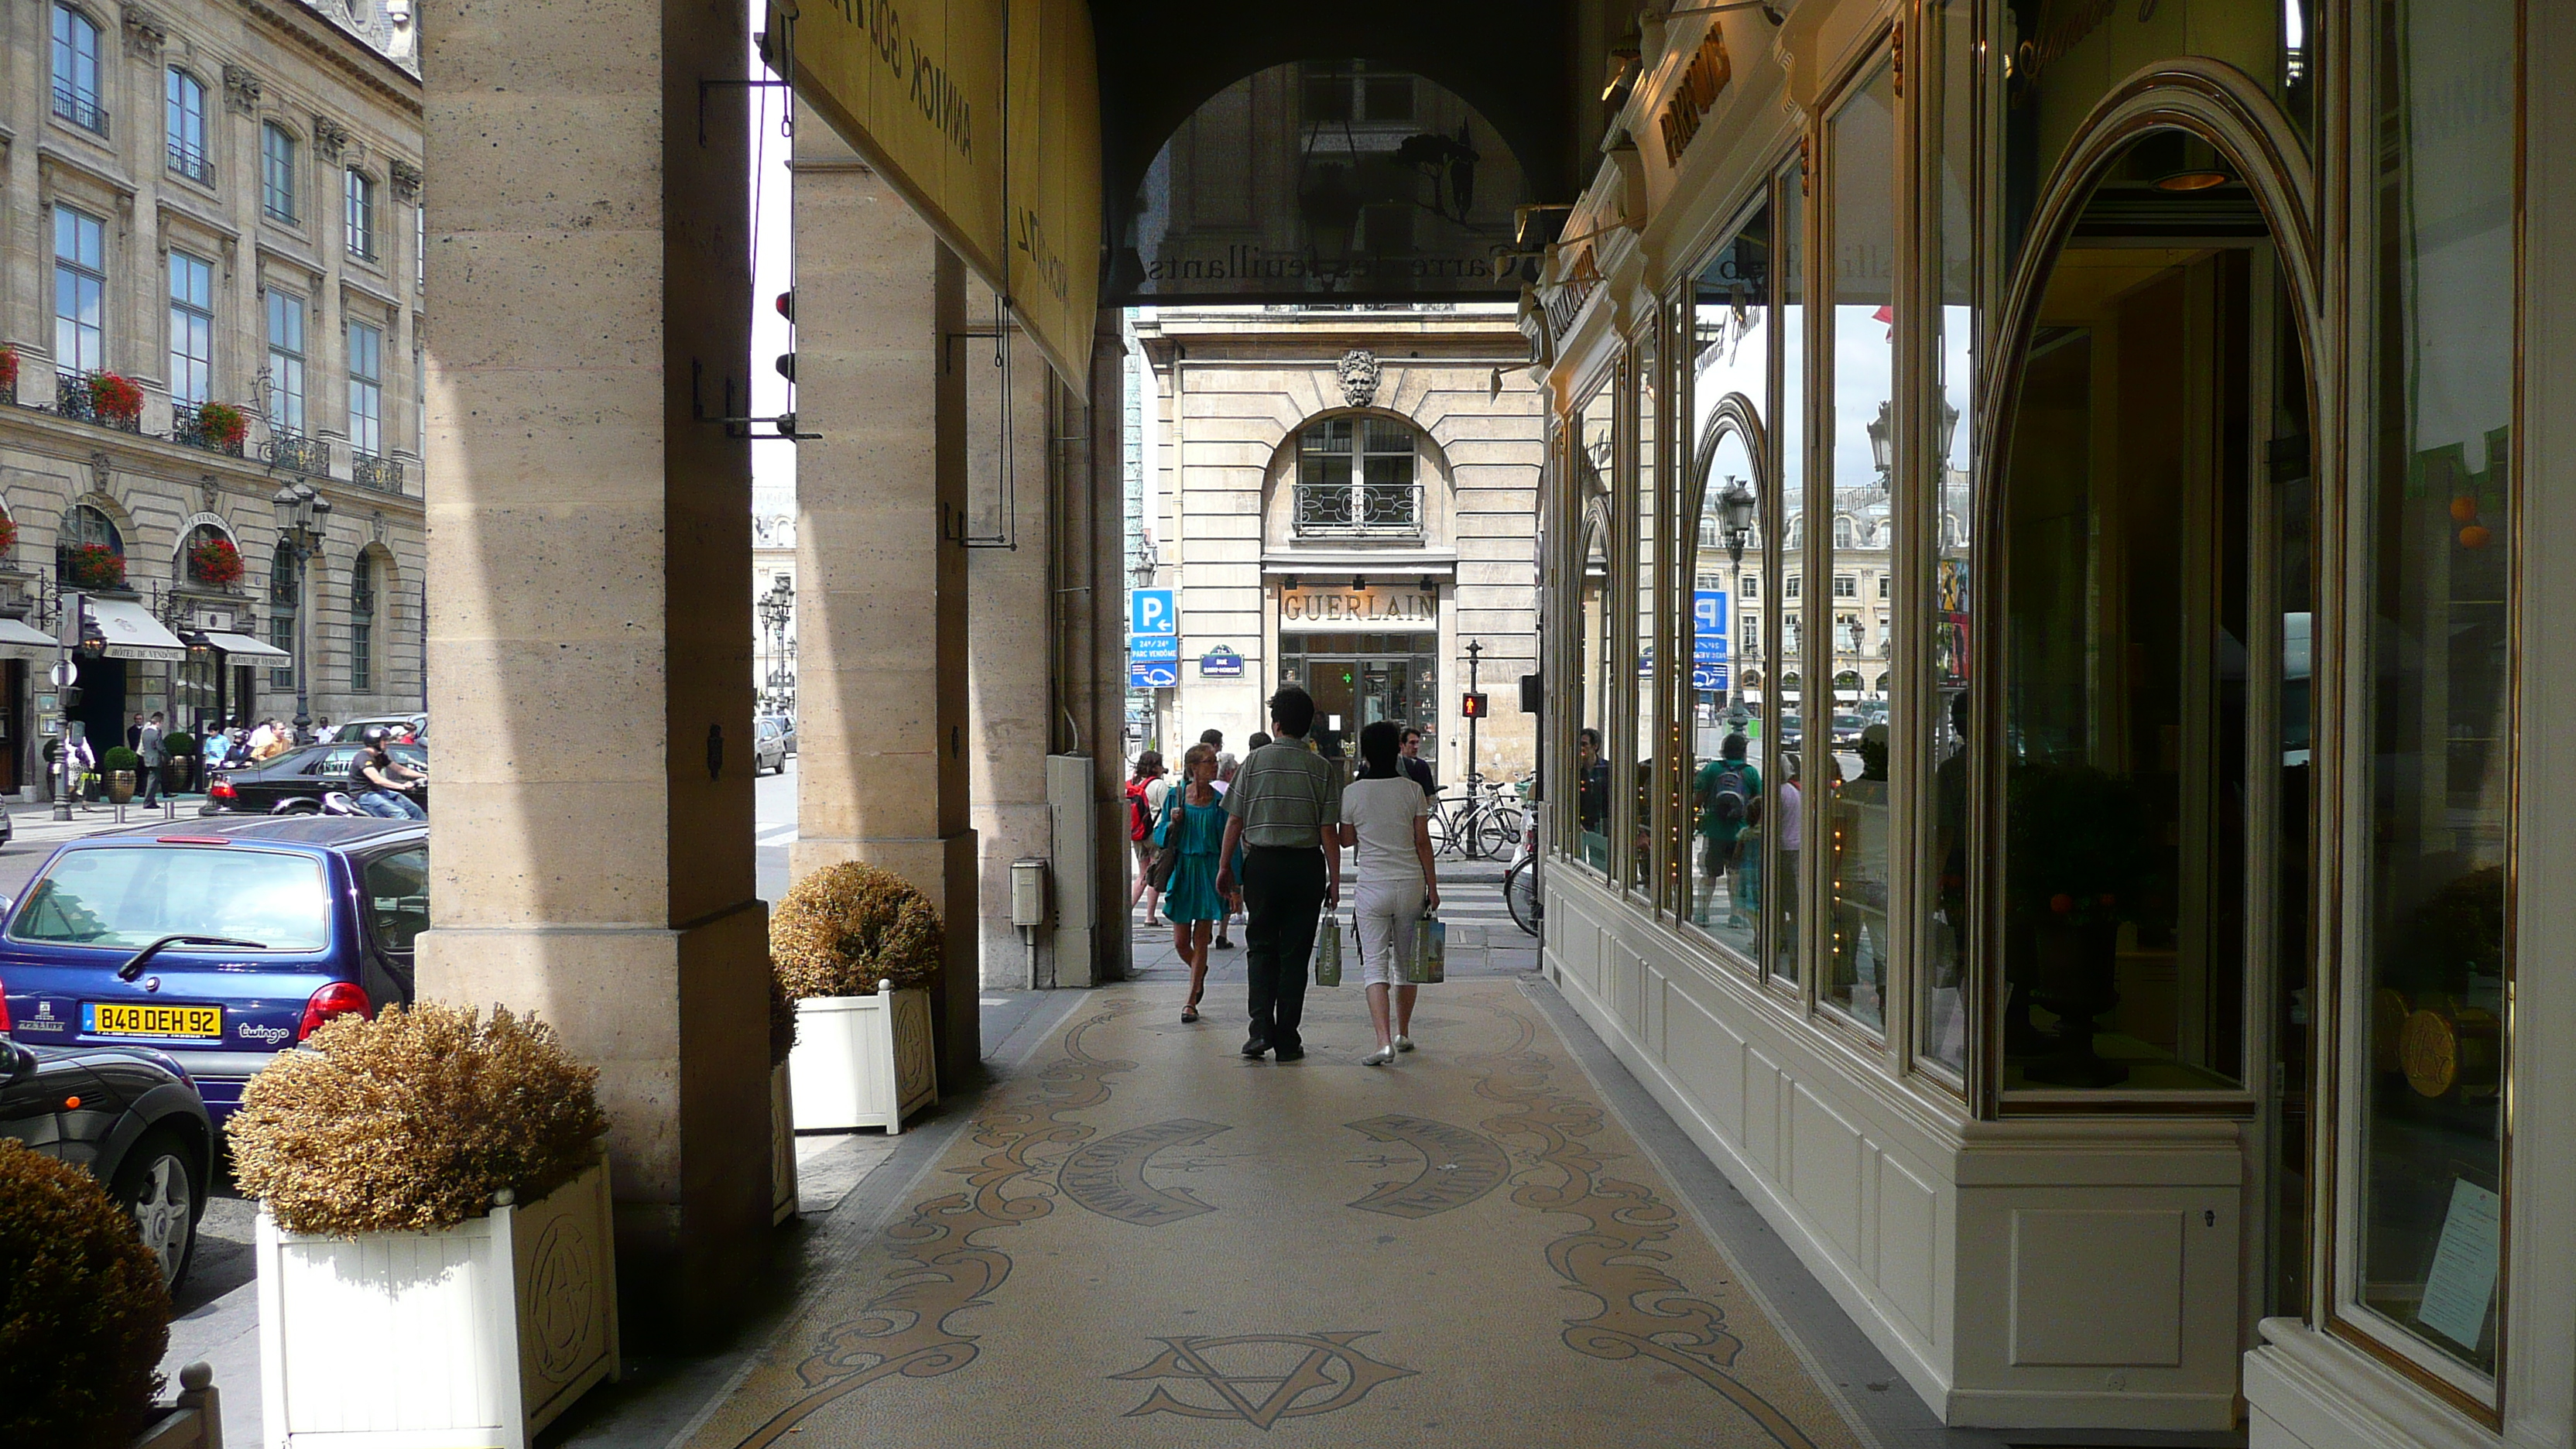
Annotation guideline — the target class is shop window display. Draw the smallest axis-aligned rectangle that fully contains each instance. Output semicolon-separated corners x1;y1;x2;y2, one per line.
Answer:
1771;161;1807;990
1572;379;1615;875
1632;324;1660;895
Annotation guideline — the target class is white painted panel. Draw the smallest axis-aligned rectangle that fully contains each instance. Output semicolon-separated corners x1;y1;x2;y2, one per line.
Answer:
1745;1047;1782;1177
1878;1154;1939;1337
1644;964;1667;1057
1662;981;1744;1149
2009;1209;2185;1366
1791;1084;1864;1258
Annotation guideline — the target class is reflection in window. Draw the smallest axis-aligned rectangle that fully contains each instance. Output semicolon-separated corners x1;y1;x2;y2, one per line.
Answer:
1921;0;1977;1078
1773;160;1807;988
1633;327;1659;894
1573;383;1614;875
2354;0;2514;1379
1824;60;1896;1032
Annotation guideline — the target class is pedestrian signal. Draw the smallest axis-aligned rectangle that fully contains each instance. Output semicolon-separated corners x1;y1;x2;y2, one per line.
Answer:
1461;691;1490;719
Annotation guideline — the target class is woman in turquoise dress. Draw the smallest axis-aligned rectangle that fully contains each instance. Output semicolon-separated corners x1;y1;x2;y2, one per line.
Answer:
1159;742;1229;1022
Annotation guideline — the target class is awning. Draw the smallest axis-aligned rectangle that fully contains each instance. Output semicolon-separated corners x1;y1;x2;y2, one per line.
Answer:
0;617;57;657
186;630;290;662
84;598;190;662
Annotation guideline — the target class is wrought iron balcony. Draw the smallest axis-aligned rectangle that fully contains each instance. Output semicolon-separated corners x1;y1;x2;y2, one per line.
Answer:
52;86;108;136
167;143;214;186
268;431;329;475
53;373;140;432
1293;480;1423;538
170;403;245;456
351;450;405;493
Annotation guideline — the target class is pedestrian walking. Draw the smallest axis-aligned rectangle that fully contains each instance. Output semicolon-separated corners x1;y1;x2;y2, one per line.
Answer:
1211;752;1242;949
137;712;165;806
1125;751;1171;917
1214;685;1340;1062
1246;731;1272;752
1691;732;1759;927
1198;728;1224;753
1397;726;1437;798
1338;721;1439;1065
1156;743;1230;1023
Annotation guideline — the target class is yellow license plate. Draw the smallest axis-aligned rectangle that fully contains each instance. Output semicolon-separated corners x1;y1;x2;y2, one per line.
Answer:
87;1002;223;1039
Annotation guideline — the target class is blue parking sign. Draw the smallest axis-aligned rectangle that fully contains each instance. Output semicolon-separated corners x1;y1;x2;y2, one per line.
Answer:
1129;660;1180;689
1693;591;1729;663
1129;588;1176;638
1691;664;1730;693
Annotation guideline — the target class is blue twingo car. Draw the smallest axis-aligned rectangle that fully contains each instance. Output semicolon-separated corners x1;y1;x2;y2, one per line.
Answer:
0;817;427;1122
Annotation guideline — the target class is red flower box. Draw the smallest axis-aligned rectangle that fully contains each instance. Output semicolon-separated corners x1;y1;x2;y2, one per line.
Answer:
187;536;245;587
67;543;125;591
89;372;143;420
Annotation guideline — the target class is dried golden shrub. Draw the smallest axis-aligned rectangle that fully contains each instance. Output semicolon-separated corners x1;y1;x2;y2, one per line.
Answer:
771;861;944;999
227;1004;610;1236
768;973;799;1067
0;1140;171;1449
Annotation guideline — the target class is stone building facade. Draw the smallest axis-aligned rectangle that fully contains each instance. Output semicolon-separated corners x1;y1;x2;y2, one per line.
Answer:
1131;304;1543;788
0;0;424;785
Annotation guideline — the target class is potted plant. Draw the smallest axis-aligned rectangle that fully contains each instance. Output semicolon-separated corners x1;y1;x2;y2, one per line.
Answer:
89;371;144;425
0;344;19;401
194;402;248;454
229;1005;619;1447
161;731;197;793
99;745;142;804
0;1140;177;1448
67;543;126;590
775;861;943;1133
0;517;18;556
2006;763;2151;1087
185;535;244;587
769;978;799;1223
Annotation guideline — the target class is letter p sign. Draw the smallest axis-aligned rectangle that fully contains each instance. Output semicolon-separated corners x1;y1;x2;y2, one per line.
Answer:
1130;588;1177;637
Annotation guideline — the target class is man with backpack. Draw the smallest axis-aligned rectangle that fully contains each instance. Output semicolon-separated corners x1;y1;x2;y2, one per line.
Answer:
1692;733;1759;928
1125;751;1171;916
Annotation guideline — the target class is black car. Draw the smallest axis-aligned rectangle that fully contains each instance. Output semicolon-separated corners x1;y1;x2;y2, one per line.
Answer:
207;742;430;814
0;1037;213;1287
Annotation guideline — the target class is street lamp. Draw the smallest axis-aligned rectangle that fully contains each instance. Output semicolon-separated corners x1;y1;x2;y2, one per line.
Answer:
1716;474;1756;721
758;575;796;716
271;482;332;741
1865;399;1894;484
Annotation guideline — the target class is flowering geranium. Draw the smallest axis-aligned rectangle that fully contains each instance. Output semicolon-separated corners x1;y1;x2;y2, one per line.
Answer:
88;372;143;420
0;345;18;391
187;536;244;586
66;543;125;590
194;402;248;448
0;519;19;556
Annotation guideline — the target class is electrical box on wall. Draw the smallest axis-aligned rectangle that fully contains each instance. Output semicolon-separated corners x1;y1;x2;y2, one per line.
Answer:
1009;858;1049;927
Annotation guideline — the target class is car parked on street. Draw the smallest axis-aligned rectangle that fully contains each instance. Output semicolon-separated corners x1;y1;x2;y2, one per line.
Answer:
755;716;789;776
207;742;430;815
334;711;428;743
1;1036;214;1286
0;817;428;1125
766;714;796;757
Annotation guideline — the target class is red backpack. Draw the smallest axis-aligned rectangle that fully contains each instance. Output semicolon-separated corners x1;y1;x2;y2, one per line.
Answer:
1125;778;1154;841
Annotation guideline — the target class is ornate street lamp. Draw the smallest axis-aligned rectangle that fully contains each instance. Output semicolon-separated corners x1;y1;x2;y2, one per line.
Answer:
1716;474;1757;720
1865;399;1895;485
757;574;796;715
271;482;332;741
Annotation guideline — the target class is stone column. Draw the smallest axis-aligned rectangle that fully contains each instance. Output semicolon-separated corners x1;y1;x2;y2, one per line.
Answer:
416;0;769;1335
790;123;980;1084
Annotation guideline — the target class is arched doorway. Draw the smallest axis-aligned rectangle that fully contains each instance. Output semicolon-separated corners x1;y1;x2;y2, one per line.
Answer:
1682;394;1764;952
1988;106;2322;1329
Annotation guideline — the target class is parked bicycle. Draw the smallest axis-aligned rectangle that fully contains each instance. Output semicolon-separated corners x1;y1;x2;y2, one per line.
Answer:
1503;810;1541;937
1426;776;1526;861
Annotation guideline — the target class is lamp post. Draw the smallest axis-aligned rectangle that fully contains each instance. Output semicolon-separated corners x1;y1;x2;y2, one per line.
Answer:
758;574;796;716
1717;474;1756;721
271;482;332;742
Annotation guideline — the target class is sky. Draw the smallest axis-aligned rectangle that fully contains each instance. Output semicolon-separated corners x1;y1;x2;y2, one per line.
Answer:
748;33;795;502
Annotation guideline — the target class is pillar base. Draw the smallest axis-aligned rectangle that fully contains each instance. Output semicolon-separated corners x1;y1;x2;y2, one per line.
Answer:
416;900;771;1345
789;831;982;1086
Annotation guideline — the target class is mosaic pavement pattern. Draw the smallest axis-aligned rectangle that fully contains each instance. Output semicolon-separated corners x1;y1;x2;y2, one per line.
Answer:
686;979;1868;1448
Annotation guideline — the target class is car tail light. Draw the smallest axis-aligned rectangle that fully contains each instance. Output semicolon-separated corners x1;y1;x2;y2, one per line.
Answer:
0;974;11;1033
298;981;372;1041
210;776;236;801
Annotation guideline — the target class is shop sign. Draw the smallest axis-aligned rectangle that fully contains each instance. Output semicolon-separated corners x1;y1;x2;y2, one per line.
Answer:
1130;659;1179;689
1692;664;1729;693
1655;24;1733;168
1540;245;1602;347
1277;587;1437;629
1199;646;1245;679
1130;586;1178;659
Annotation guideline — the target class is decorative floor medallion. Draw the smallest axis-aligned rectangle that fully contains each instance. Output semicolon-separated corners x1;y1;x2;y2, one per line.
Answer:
1111;1332;1416;1429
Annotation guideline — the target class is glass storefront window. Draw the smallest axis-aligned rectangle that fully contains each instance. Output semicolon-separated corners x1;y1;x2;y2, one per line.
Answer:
1685;209;1771;963
1573;380;1615;874
1823;60;1896;1033
1920;0;1977;1078
2349;0;2516;1382
1773;161;1807;990
1633;328;1661;895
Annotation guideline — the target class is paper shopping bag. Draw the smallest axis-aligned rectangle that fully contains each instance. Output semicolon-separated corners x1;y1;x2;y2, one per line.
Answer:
1314;911;1344;988
1400;911;1446;985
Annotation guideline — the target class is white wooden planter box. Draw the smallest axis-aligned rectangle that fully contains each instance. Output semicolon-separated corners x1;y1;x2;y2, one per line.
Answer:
769;1060;797;1223
256;1159;619;1449
790;988;938;1133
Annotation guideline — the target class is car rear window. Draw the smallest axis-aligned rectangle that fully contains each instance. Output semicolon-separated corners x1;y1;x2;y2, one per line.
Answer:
12;847;331;952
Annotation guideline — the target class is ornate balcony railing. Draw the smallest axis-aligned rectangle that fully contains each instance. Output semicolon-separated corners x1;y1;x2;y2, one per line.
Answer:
268;431;329;475
351;450;404;493
52;86;108;136
170;403;245;456
1293;480;1423;537
53;373;141;433
167;143;214;185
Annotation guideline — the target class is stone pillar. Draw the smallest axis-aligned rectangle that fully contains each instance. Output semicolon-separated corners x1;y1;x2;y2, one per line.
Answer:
790;125;980;1083
416;0;769;1336
1074;311;1132;983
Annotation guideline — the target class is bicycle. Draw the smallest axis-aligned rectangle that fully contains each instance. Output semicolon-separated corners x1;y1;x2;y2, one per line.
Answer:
1503;814;1541;937
1427;777;1525;861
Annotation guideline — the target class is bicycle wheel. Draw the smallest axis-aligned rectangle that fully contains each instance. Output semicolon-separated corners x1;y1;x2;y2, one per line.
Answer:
1425;797;1462;858
1474;804;1522;862
1504;857;1539;936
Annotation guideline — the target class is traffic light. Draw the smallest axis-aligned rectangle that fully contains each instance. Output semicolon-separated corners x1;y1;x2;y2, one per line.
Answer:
774;290;794;321
1461;691;1490;719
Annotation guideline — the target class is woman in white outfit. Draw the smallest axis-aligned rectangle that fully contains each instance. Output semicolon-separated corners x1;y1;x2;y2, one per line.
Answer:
1336;720;1440;1065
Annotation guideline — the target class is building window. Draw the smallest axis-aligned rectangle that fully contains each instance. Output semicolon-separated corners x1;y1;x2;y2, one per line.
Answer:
1832;574;1858;598
1300;60;1413;125
1741;573;1759;600
1740;613;1759;656
57;504;122;587
1293;416;1420;536
266;290;307;433
415;204;426;293
1784;574;1800;600
262;123;299;223
413;342;426;457
1833;516;1856;549
348;552;375;692
53;206;106;375
169;252;214;406
51;6;106;135
269;540;299;687
1878;574;1891;598
348;320;383;457
344;170;376;259
166;69;211;183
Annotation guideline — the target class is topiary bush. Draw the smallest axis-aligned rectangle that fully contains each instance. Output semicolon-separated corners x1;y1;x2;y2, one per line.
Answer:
0;1140;172;1449
771;861;944;999
769;975;800;1067
228;1004;610;1237
100;745;142;775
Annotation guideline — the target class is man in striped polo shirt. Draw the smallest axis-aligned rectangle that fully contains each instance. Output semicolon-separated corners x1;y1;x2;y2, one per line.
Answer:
1214;684;1341;1061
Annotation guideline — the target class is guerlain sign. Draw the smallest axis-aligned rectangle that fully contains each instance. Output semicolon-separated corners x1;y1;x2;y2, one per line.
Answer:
1278;587;1438;629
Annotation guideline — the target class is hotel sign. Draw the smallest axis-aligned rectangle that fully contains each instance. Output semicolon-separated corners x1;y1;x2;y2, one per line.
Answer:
1656;25;1733;167
1278;587;1438;630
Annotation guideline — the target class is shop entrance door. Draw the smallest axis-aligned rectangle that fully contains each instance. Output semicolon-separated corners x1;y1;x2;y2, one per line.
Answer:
1277;632;1437;772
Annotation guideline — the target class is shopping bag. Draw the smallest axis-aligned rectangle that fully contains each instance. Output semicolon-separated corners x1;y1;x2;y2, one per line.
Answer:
1401;910;1446;985
1314;911;1344;988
